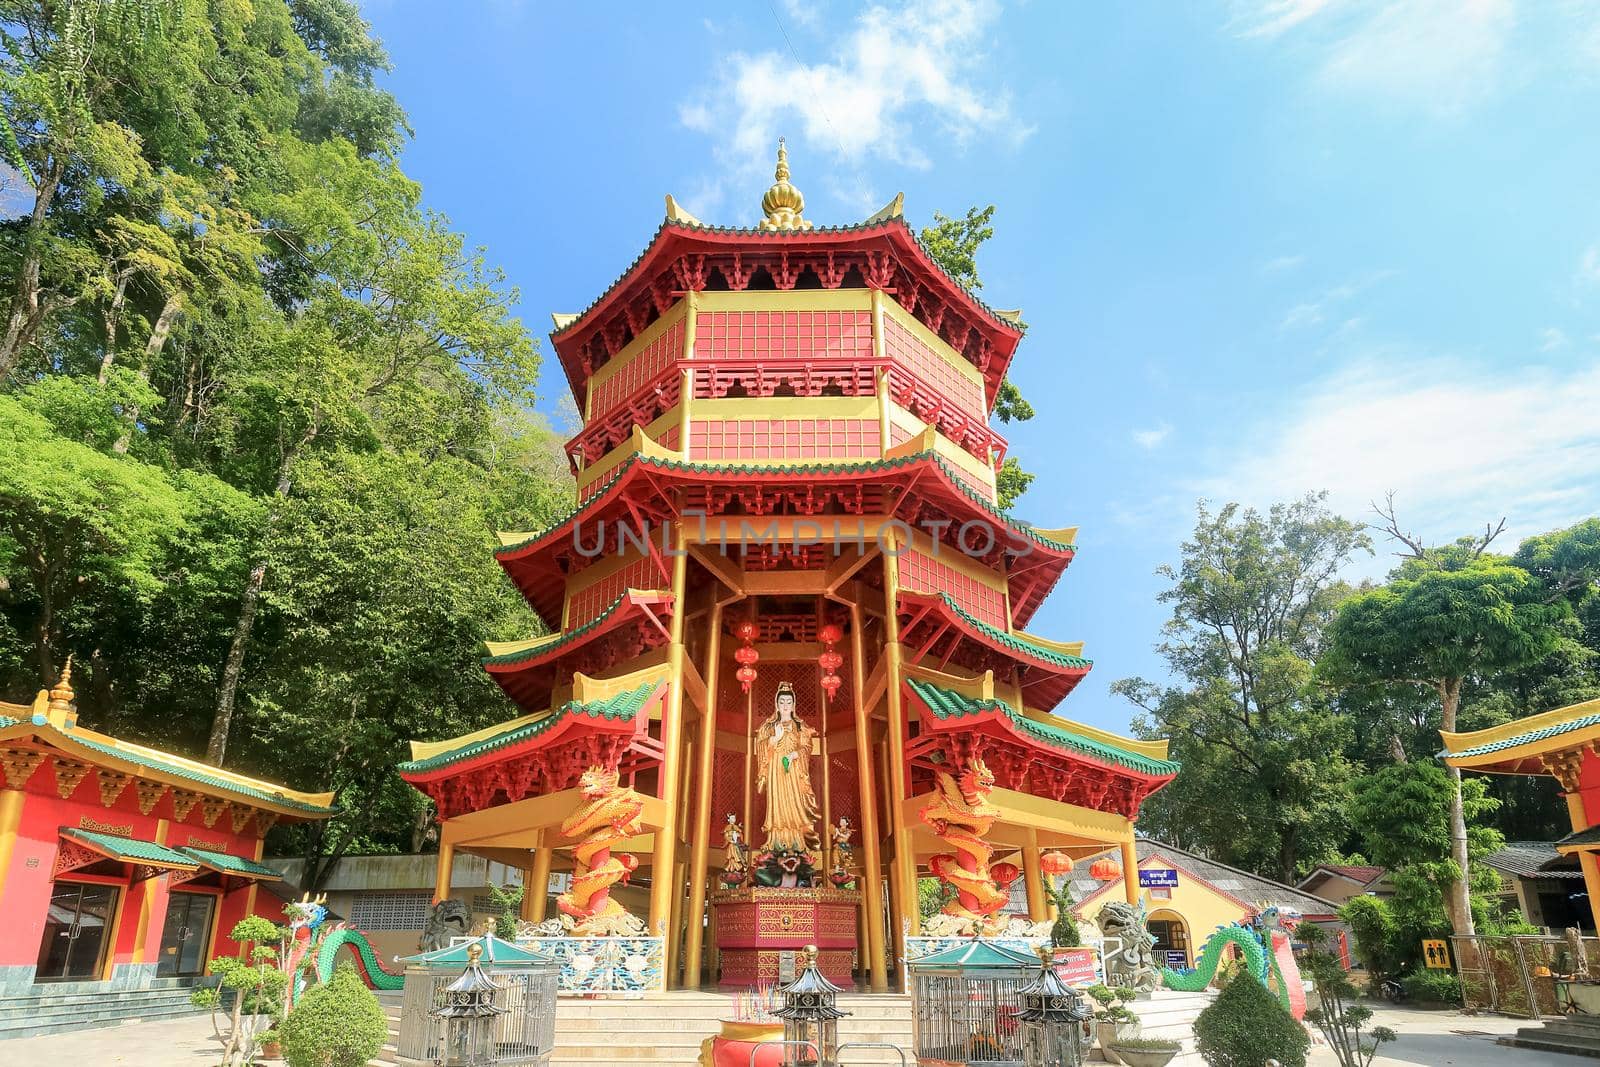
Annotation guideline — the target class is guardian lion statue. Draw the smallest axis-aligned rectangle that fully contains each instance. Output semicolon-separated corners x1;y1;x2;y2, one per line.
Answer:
1095;899;1160;992
419;898;472;951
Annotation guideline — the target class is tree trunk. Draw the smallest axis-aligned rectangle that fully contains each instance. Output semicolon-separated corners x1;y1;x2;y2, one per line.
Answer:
112;292;181;454
206;424;315;765
1439;676;1476;937
0;156;64;378
97;269;132;384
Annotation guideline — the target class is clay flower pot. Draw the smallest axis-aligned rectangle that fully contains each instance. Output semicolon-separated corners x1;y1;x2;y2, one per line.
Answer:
1107;1046;1179;1067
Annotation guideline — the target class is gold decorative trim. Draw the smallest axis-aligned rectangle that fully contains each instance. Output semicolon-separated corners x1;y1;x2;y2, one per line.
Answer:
97;769;131;808
134;779;167;815
53;758;92;799
200;796;228;829
231;806;254;834
170;790;201;822
79;815;133;836
0;748;45;789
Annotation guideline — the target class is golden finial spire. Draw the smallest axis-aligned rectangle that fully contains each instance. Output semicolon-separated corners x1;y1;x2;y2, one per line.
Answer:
46;656;76;728
759;138;812;232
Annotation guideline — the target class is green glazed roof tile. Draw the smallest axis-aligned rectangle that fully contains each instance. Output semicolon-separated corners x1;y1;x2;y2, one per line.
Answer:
62;827;198;867
907;676;1179;777
401;935;554;966
398;679;663;775
63;732;335;814
481;591;661;669
1445;712;1600;759
906;939;1040;971
181;847;282;879
924;592;1092;670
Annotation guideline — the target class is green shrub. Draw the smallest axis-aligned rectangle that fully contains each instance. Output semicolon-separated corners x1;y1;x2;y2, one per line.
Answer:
1193;972;1309;1067
281;961;388;1067
1400;970;1461;1005
1110;1036;1182;1051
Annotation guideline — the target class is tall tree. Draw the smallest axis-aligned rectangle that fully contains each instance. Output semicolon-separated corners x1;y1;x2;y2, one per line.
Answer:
1324;503;1571;937
1116;494;1370;881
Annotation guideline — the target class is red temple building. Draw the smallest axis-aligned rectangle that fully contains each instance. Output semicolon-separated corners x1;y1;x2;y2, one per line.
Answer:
0;663;333;1009
399;145;1178;990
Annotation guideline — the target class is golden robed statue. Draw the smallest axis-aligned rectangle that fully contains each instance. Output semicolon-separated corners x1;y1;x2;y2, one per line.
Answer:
755;681;821;853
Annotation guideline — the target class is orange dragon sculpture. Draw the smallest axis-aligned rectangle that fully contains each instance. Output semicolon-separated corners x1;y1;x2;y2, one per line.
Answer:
919;757;1019;933
557;765;648;936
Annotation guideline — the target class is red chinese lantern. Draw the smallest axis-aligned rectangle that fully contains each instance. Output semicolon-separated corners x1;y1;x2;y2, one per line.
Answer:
817;623;845;704
1089;857;1122;881
991;861;1021;889
733;619;760;693
1040;850;1073;877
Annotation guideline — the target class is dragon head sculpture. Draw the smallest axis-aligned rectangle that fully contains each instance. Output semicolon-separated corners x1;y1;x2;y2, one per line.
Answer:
578;764;620;799
958;757;996;807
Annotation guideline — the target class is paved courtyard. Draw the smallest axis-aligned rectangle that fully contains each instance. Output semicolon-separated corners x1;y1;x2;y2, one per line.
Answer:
0;1002;1571;1067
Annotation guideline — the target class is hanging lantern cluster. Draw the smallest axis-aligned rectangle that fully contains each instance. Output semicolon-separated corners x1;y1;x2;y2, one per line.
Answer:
1040;851;1074;878
734;619;760;693
817;622;844;704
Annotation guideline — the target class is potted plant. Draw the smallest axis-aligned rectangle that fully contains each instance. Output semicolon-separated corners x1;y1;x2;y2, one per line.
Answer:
1087;984;1142;1065
1106;1036;1182;1067
258;1028;282;1060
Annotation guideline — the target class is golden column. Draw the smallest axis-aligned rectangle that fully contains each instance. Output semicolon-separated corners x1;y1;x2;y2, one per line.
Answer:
1121;836;1140;906
682;602;724;988
1567;792;1600;932
648;529;692;973
433;840;455;903
849;602;889;991
879;534;918;941
523;836;552;923
1022;832;1047;923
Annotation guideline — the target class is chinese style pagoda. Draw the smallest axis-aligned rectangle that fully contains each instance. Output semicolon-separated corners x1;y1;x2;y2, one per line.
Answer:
399;144;1178;991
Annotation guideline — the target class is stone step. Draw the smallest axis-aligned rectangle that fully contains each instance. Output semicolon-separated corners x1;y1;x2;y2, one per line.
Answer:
1501;1033;1600;1058
0;1002;206;1041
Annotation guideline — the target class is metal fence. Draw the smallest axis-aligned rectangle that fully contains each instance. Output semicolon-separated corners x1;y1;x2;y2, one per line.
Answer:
1452;934;1600;1019
394;962;558;1066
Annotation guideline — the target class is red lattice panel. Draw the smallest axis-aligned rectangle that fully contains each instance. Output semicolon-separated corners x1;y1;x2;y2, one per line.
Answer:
883;315;985;419
694;310;873;363
565;556;658;629
687;418;879;461
657;425;679;451
889;422;914;448
898;548;1007;628
589;320;683;418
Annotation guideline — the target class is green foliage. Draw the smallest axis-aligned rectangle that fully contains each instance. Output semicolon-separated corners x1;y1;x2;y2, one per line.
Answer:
917;876;955;919
1340;896;1402;980
1110;1037;1182;1051
919;206;995;291
1300;926;1397;1067
1192;969;1310;1067
994;455;1034;512
1085;984;1141;1024
1040;872;1081;947
489;882;524;939
1349;761;1502;871
1119;494;1369;882
1400;970;1461;1005
0;0;570;879
280;961;388;1067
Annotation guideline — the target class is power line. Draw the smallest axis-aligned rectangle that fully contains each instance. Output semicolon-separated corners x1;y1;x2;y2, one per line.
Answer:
764;0;875;210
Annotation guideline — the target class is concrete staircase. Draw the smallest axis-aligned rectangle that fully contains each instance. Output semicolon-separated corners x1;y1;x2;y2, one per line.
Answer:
373;987;1213;1066
1502;1013;1600;1058
0;977;209;1041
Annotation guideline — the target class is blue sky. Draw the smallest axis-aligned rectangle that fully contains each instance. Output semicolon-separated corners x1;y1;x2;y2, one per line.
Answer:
366;0;1600;734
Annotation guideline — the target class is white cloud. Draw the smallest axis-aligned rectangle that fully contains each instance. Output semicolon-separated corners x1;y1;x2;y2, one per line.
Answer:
680;0;1021;191
1193;354;1600;563
1263;254;1306;273
1238;0;1516;116
1133;423;1173;450
1540;327;1569;350
1278;269;1394;330
1578;245;1600;287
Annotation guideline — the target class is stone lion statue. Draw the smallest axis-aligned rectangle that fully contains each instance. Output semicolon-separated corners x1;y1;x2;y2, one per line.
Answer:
1095;899;1160;992
419;898;472;952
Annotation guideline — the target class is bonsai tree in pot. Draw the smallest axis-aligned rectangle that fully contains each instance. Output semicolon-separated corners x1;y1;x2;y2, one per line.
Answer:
1086;984;1142;1065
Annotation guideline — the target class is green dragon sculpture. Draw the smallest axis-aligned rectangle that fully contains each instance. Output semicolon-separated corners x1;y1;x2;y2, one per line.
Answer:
1158;906;1305;1018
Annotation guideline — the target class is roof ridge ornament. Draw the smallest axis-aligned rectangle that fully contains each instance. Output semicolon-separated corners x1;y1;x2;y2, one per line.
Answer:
758;138;812;231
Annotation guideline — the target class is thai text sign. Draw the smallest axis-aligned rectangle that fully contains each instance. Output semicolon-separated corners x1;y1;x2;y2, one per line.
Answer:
1139;869;1179;888
1051;946;1103;987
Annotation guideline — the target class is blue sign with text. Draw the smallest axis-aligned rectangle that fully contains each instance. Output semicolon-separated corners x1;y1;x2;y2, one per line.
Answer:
1139;869;1179;888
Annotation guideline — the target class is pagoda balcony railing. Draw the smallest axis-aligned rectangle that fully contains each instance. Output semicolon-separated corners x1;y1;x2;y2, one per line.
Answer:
566;356;1008;472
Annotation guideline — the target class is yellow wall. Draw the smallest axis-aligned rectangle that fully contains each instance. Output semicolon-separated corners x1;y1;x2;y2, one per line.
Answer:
1073;854;1252;966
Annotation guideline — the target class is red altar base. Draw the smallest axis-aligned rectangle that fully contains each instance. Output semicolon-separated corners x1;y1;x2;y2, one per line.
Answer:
712;886;859;988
